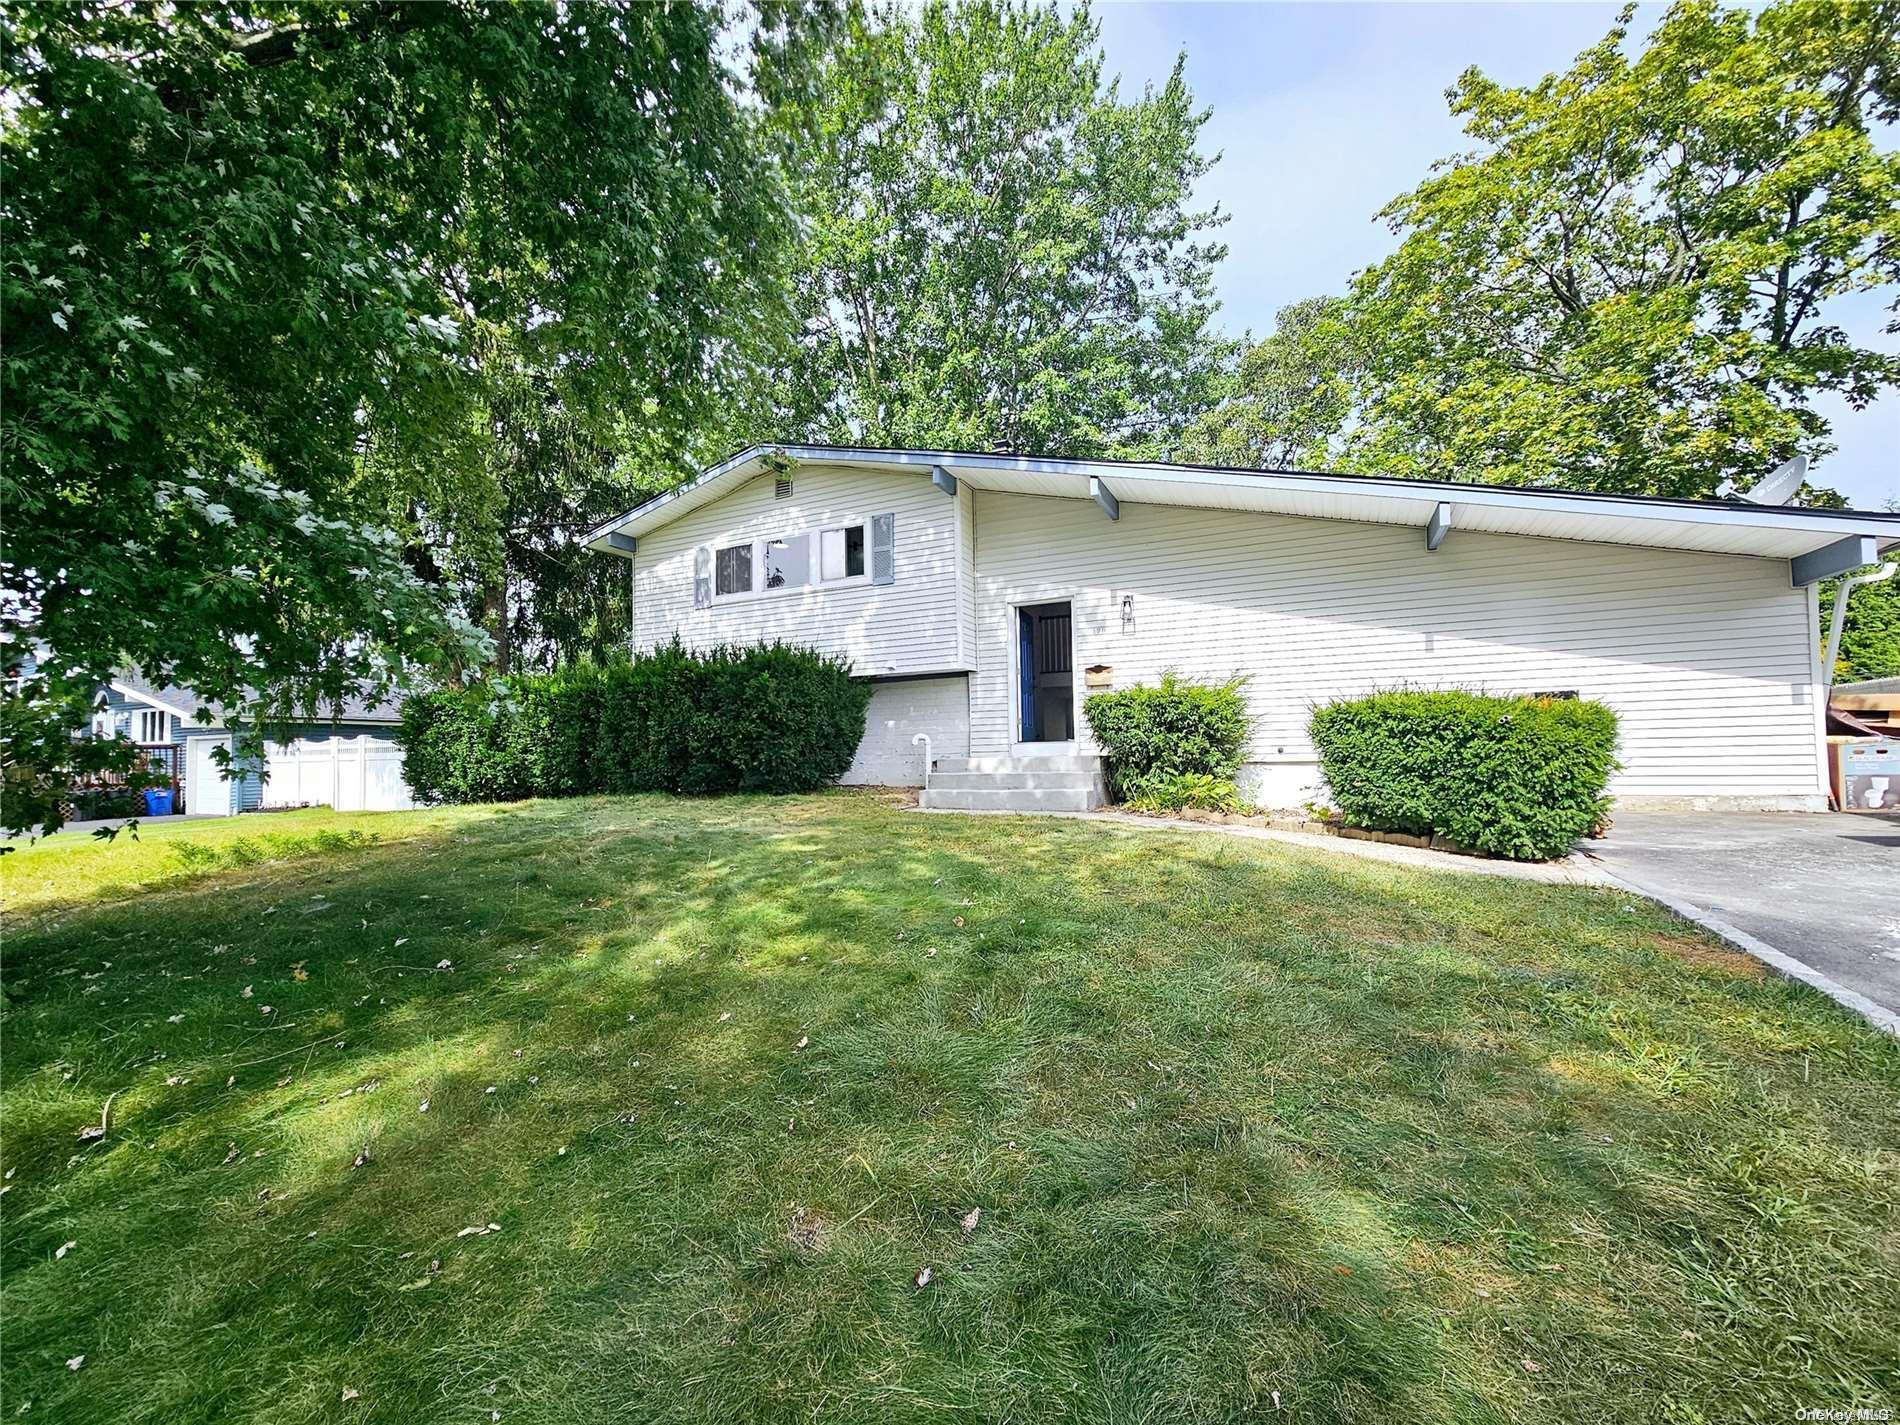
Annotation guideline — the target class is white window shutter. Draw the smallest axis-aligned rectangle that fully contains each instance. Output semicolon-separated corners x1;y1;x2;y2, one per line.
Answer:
693;546;711;608
870;512;895;585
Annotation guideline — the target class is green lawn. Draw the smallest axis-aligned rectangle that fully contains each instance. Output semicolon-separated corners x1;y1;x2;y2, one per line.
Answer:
2;795;1896;1423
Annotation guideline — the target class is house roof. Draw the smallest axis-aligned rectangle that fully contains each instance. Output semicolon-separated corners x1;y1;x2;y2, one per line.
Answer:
111;669;404;727
584;443;1900;567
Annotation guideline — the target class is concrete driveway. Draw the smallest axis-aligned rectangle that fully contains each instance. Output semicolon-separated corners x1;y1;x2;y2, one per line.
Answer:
1584;811;1900;1022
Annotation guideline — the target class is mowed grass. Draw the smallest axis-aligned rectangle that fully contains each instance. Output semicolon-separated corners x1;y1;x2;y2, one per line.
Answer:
2;794;1896;1424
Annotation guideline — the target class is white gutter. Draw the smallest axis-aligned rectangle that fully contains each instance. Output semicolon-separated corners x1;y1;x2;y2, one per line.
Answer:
1823;562;1897;687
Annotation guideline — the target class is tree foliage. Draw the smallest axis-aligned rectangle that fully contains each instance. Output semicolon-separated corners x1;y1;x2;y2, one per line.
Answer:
1821;561;1900;681
756;0;1227;458
1193;0;1900;498
2;0;823;831
1178;297;1359;470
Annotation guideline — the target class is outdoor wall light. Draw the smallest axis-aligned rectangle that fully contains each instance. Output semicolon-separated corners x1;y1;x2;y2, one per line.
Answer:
1121;593;1135;631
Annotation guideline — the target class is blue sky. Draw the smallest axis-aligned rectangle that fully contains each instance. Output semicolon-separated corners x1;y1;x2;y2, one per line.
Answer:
1089;2;1898;508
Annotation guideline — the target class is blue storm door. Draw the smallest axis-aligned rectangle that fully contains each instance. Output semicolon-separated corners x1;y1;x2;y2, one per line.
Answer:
1017;602;1074;741
1018;608;1035;740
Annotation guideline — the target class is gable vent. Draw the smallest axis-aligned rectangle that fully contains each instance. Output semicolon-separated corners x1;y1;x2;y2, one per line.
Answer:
774;475;794;500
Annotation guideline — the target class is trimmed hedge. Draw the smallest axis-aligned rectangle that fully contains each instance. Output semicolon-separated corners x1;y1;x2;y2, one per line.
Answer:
1309;689;1619;861
399;641;872;804
1083;674;1252;804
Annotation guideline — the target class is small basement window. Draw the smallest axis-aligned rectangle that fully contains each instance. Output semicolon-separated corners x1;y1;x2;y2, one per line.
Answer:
715;542;753;596
820;524;866;582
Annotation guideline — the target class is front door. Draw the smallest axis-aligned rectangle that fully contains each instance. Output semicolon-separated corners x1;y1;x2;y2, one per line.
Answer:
1017;601;1074;742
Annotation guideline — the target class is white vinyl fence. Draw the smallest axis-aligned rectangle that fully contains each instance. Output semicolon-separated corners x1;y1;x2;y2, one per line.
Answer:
263;735;414;813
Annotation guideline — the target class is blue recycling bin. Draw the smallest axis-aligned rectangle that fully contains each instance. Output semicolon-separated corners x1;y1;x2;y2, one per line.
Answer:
142;787;175;817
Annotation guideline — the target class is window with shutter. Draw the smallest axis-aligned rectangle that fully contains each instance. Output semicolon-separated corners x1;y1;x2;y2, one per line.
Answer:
715;543;754;596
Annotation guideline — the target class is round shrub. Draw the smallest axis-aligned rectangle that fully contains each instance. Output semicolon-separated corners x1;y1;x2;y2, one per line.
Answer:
1083;673;1252;804
1309;689;1619;861
399;640;871;804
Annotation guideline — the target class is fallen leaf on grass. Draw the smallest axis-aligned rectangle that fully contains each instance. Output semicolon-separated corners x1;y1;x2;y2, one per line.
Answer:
959;1208;981;1236
1520;1358;1541;1374
795;1036;809;1051
456;1223;503;1238
223;1144;240;1164
914;1267;932;1288
435;959;453;971
240;985;253;998
394;938;409;948
75;1125;104;1142
341;1386;361;1402
55;1242;75;1260
418;1099;430;1114
166;1014;184;1024
350;1150;370;1171
66;1357;84;1372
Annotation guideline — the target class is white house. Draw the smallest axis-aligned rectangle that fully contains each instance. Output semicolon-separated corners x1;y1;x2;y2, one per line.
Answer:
585;445;1900;813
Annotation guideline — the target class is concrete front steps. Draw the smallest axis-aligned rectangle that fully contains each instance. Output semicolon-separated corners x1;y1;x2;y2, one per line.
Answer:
919;755;1107;813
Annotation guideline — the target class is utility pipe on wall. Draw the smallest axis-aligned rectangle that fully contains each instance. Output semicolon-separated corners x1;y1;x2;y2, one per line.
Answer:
1824;561;1896;687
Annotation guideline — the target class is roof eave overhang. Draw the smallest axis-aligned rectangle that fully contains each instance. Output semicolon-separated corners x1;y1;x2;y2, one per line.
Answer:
583;444;1900;563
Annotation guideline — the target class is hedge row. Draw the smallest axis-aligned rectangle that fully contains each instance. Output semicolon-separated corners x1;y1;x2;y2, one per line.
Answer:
1309;689;1619;861
399;641;872;804
1083;674;1252;805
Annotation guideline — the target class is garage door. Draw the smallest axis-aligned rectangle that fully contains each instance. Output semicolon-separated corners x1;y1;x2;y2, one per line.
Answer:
263;735;414;813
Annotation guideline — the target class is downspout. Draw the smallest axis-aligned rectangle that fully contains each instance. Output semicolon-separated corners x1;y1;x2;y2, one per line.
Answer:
1823;561;1896;688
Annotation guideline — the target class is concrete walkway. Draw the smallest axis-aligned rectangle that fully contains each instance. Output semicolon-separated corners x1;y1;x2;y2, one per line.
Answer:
1583;811;1900;1028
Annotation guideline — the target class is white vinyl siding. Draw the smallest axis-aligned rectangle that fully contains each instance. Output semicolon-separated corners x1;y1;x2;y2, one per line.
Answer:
632;463;968;677
956;479;976;668
968;491;1826;806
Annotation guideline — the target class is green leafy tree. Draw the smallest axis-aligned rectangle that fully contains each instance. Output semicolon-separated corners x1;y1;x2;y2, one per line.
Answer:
1178;297;1359;470
1820;503;1900;681
758;0;1227;458
2;1;823;831
1335;0;1900;497
1822;571;1900;681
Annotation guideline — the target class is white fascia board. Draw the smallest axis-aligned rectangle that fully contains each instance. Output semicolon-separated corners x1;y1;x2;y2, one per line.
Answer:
107;680;201;721
584;444;1900;556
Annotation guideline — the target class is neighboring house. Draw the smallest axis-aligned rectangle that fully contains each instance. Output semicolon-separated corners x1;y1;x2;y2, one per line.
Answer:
584;445;1900;813
100;671;414;815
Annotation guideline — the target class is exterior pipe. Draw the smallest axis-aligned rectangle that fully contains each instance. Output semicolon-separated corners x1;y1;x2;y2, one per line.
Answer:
912;732;934;786
1824;562;1896;687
